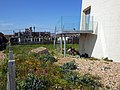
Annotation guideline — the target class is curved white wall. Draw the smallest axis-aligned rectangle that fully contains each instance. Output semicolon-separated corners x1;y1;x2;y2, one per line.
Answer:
80;0;120;61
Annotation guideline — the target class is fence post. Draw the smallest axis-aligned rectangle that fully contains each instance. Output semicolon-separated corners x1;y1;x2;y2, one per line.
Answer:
7;44;16;90
64;35;66;57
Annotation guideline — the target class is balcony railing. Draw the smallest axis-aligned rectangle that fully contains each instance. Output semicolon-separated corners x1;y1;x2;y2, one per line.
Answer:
55;16;80;34
80;15;93;31
55;15;94;34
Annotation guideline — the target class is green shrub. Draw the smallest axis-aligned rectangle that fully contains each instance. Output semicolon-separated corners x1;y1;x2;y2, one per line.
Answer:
16;80;25;90
38;54;57;63
0;58;8;90
60;61;77;70
80;74;102;89
22;74;46;90
64;73;80;84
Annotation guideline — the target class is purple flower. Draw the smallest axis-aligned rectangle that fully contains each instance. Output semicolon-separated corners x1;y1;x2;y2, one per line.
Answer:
42;69;46;76
34;68;39;75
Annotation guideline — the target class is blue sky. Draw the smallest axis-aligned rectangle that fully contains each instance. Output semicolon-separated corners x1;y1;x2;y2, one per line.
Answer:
0;0;82;34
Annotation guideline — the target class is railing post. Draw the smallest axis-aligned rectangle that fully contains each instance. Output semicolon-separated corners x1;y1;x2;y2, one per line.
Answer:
78;34;81;54
7;43;16;90
60;34;63;54
54;26;57;49
54;36;56;49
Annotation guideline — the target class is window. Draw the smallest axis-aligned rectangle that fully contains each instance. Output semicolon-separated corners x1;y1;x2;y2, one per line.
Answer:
83;6;91;15
83;6;91;30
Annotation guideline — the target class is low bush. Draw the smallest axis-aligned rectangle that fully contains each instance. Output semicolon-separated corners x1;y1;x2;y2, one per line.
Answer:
24;74;46;90
60;60;77;70
17;74;48;90
0;58;8;89
64;73;80;84
80;74;102;90
38;54;57;63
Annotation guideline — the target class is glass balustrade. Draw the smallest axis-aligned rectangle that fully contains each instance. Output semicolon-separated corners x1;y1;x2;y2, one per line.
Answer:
55;15;94;34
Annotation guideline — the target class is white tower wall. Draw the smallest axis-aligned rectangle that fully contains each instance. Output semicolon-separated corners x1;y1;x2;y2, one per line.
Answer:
80;0;120;61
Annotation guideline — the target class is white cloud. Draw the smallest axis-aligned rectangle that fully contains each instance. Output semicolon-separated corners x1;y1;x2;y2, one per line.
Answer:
0;21;14;34
0;23;14;27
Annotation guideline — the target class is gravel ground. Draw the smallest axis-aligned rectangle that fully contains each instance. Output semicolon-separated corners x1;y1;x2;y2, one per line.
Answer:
57;57;120;90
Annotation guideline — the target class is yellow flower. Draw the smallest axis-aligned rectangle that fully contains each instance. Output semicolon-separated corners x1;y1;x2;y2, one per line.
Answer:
37;62;40;65
28;62;32;65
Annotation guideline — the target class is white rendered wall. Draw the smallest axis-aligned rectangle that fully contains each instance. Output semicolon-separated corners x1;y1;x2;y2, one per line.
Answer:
80;0;120;61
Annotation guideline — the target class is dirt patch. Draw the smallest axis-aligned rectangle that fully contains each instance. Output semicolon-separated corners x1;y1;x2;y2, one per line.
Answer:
0;51;5;60
57;57;120;89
